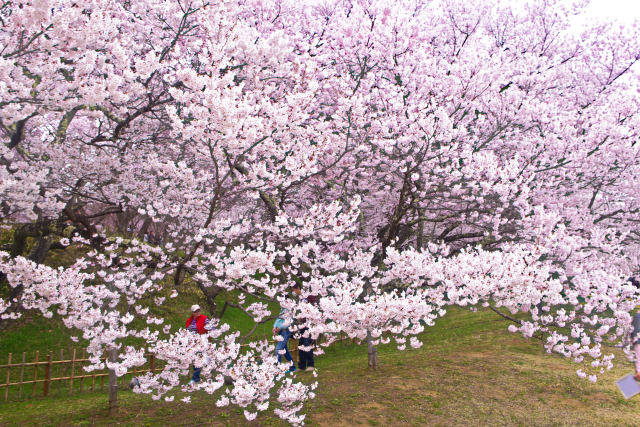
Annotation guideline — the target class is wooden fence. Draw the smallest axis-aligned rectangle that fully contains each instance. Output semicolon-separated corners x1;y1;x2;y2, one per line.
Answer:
0;340;301;402
0;348;160;401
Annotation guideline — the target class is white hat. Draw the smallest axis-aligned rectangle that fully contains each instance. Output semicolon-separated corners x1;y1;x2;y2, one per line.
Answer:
191;304;201;312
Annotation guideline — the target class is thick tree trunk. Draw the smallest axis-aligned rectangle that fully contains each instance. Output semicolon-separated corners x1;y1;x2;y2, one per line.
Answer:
416;210;425;249
108;348;118;416
28;236;53;264
116;210;135;234
366;330;378;370
196;281;223;317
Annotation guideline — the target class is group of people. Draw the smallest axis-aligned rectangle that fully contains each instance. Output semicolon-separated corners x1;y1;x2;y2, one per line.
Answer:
272;283;316;373
183;284;317;384
184;282;640;384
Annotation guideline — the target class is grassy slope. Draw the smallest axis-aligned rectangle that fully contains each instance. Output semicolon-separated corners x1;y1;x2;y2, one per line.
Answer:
0;285;277;401
1;307;639;426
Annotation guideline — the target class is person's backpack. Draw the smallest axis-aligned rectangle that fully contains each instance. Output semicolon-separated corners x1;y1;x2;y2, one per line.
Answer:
274;317;287;331
274;308;292;331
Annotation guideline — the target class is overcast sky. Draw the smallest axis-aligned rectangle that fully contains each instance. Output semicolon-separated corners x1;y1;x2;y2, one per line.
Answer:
572;0;640;27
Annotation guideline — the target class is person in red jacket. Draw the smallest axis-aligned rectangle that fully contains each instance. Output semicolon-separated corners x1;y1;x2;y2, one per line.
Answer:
185;304;211;385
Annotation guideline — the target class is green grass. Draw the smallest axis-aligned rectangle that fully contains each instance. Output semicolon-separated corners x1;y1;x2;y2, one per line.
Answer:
0;284;278;401
0;284;278;354
1;307;639;426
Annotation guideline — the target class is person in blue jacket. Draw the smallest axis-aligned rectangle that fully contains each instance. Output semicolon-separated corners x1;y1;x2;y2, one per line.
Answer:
273;307;296;373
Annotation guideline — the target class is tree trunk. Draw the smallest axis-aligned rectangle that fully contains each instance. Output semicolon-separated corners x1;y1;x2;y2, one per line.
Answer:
196;281;223;317
416;210;425;249
28;236;53;264
108;348;118;416
366;330;378;370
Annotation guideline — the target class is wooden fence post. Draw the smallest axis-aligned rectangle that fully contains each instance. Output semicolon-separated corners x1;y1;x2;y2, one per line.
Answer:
31;351;39;397
4;353;11;401
69;348;76;394
43;353;52;396
80;349;85;392
18;352;25;398
59;349;64;393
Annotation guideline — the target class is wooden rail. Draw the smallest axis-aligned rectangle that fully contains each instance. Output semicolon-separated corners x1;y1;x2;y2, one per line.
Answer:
0;349;160;400
0;337;309;402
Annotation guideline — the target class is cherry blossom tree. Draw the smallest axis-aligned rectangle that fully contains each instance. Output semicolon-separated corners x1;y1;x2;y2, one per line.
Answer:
0;0;331;420
1;0;640;424
275;0;640;369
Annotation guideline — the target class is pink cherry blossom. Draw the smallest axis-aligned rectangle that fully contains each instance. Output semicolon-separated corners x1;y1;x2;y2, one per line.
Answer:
1;0;639;424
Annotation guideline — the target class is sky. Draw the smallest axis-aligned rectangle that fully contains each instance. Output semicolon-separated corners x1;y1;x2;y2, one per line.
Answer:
569;0;640;31
580;0;640;24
